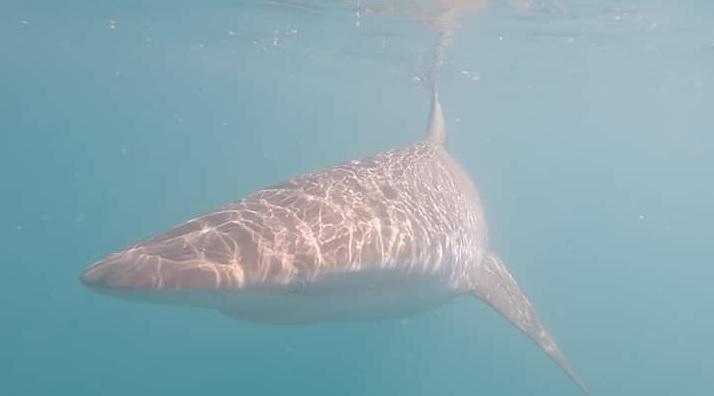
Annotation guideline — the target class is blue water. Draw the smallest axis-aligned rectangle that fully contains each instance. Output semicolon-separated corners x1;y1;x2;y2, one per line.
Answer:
2;1;713;395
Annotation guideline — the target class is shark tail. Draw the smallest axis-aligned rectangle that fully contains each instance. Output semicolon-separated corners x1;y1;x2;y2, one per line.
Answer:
425;80;447;147
468;253;590;395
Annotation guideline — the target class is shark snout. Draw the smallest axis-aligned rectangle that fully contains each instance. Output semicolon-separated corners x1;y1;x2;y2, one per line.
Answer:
79;263;105;288
80;250;158;290
80;247;232;309
80;244;229;292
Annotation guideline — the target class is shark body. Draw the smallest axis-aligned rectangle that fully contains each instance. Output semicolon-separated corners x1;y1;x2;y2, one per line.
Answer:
81;87;588;393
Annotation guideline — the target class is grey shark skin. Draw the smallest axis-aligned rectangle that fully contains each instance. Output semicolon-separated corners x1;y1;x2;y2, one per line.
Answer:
81;88;588;394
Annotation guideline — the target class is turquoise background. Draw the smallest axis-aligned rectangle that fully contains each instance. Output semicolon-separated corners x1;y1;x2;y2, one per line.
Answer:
1;1;712;395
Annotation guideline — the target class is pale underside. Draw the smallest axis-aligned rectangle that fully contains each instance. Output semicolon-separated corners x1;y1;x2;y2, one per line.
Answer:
92;267;460;323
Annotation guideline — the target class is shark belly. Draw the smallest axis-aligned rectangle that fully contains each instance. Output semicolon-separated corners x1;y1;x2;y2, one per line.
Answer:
87;264;460;323
221;267;459;323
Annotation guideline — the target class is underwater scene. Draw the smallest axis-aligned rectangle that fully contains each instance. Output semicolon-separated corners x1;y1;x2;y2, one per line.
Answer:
1;1;713;395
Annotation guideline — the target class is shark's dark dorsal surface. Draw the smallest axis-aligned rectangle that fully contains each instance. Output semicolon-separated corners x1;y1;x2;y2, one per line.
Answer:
81;87;588;394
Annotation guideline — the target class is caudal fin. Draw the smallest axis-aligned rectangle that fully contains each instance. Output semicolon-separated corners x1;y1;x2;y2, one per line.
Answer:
467;254;590;394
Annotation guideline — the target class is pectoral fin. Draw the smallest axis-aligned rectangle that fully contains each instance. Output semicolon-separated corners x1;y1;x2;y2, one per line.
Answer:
467;253;589;394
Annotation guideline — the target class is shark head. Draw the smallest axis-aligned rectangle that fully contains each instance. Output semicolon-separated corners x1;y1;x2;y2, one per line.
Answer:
81;217;247;291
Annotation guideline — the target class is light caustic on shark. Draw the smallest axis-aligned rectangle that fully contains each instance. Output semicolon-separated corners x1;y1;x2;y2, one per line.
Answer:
81;4;588;394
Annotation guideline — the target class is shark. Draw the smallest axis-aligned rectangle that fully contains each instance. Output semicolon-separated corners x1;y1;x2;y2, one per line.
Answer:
81;85;588;394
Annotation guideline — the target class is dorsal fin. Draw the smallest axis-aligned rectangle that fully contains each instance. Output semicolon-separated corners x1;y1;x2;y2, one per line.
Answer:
425;81;446;147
